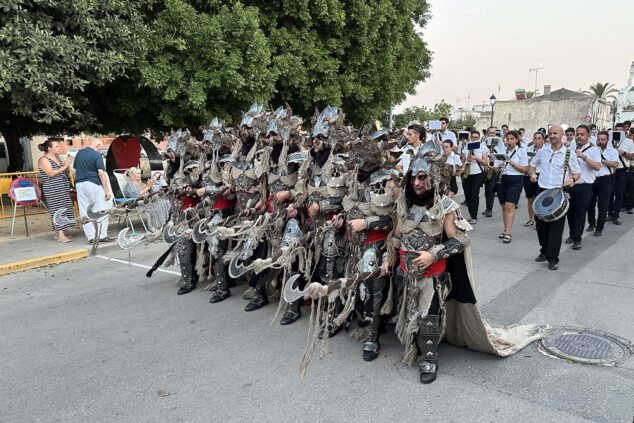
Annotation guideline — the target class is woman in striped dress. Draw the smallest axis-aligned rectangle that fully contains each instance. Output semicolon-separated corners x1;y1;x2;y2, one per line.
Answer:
38;138;75;243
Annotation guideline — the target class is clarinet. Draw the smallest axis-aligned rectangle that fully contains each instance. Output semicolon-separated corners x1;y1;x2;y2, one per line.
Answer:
497;146;509;184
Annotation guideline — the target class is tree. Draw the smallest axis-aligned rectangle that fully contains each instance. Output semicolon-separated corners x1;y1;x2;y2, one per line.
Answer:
584;82;618;101
393;101;452;129
450;115;475;130
0;0;144;171
105;0;433;130
526;90;539;99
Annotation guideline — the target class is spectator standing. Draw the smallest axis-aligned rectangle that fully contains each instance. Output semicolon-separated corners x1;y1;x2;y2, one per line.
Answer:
74;138;113;243
37;138;75;243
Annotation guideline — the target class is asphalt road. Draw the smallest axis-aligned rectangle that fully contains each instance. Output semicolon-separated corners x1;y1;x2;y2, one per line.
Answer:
2;195;633;422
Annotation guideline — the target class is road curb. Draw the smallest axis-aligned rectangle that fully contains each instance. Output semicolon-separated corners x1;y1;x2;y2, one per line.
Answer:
0;249;89;276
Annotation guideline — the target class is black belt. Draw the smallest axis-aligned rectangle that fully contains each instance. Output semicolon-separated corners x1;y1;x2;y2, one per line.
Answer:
596;175;611;179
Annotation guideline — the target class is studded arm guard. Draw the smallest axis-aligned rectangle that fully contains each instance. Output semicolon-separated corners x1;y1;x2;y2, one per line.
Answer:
428;237;465;262
365;215;392;231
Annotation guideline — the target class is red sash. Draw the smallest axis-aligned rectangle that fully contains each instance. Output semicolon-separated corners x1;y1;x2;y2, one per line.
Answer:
213;197;234;210
180;197;199;211
399;249;446;276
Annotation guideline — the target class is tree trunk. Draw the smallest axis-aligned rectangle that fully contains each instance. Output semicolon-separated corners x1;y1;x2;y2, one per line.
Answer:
2;126;25;173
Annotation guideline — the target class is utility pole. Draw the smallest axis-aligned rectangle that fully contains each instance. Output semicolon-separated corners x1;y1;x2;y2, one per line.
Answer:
529;67;545;94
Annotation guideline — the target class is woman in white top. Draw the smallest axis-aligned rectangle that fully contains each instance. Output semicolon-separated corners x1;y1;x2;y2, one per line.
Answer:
496;131;528;243
443;140;462;198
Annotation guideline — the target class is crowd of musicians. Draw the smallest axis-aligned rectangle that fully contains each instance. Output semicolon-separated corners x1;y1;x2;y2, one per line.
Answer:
433;119;634;270
107;105;627;382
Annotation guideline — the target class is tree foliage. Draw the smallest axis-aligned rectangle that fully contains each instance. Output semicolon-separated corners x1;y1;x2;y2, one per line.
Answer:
584;82;618;101
0;0;143;170
393;101;452;129
113;0;432;129
0;0;433;170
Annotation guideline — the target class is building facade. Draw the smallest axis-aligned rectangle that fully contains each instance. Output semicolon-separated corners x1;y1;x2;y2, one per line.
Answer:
475;86;611;134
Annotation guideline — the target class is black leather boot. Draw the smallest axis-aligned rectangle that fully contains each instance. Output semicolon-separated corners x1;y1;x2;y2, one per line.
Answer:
244;278;268;311
209;260;231;303
280;299;301;325
418;315;440;384
176;240;197;295
362;278;385;361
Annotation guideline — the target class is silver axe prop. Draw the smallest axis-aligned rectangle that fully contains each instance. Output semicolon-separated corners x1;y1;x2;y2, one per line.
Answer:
283;268;384;303
117;228;146;249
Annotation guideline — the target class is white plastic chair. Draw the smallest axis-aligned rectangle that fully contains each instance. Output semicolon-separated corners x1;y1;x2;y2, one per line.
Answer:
112;168;150;234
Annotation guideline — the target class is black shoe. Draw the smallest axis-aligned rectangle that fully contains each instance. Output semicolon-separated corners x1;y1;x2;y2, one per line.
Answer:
481;210;488;216
535;254;546;262
318;324;341;339
362;341;380;362
209;289;230;303
485;209;492;217
572;241;582;250
244;294;268;311
594;230;602;237
613;218;622;225
548;261;558;271
565;236;573;244
99;236;115;243
177;283;196;295
586;225;595;232
419;361;438;384
280;307;301;325
627;209;633;214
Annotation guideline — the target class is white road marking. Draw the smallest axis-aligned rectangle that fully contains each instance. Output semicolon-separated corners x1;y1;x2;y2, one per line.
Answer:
95;254;180;276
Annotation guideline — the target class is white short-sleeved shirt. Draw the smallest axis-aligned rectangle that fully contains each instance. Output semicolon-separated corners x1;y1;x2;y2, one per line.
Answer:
575;143;601;184
440;130;457;144
501;146;528;176
596;147;618;177
530;145;581;189
612;138;634;169
463;144;487;175
445;152;462;172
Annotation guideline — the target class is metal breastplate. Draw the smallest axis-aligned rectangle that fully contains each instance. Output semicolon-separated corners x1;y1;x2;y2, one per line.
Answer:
400;205;443;278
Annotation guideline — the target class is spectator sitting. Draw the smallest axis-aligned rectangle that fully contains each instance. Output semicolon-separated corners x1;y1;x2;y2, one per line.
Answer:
123;167;172;230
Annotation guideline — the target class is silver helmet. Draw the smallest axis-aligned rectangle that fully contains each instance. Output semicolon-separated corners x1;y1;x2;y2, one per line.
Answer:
409;140;442;176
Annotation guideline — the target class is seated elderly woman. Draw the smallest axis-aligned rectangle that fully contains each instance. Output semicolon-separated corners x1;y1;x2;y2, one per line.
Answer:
123;167;172;230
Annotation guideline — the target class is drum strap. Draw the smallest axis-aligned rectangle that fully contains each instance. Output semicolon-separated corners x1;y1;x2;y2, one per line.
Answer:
561;148;571;187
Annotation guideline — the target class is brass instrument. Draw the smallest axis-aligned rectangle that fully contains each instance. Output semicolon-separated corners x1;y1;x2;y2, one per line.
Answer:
486;137;500;180
462;145;471;180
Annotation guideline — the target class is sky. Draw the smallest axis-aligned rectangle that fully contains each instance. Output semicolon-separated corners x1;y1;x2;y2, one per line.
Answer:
396;0;634;112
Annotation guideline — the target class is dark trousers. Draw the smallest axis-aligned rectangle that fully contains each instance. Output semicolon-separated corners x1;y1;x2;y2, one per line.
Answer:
484;171;498;211
463;172;484;219
535;188;566;264
624;169;634;210
567;183;593;242
608;168;627;219
588;176;612;230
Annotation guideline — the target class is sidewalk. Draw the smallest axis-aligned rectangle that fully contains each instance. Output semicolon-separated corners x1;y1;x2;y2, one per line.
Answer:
0;212;124;274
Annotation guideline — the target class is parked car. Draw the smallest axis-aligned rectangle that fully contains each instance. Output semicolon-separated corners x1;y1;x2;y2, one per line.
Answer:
101;149;108;157
66;148;79;157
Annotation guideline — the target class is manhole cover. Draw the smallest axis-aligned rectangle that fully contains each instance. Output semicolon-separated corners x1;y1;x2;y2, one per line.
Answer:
539;327;632;365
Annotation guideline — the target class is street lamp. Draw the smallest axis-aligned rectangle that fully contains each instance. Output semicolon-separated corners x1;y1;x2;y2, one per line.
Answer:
489;95;496;127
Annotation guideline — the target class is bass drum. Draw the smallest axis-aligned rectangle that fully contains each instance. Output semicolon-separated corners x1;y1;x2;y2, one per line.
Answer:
533;188;569;222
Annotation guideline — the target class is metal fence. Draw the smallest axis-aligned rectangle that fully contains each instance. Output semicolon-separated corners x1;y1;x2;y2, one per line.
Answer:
0;171;79;220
